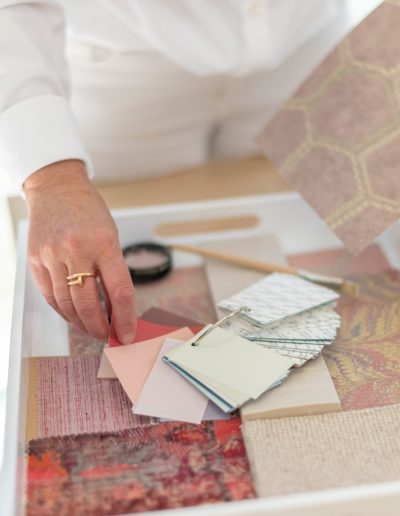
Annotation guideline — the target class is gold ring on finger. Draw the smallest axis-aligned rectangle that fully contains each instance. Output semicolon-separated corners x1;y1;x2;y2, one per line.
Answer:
66;272;96;287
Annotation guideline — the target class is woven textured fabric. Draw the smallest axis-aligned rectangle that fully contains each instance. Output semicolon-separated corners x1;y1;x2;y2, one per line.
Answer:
27;356;154;440
69;266;216;357
27;418;255;515
259;0;400;254
242;403;400;497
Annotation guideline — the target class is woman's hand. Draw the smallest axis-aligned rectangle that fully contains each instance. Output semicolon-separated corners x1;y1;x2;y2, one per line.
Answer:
24;159;136;344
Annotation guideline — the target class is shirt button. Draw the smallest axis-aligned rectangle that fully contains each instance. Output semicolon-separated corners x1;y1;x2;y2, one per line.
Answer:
248;0;262;15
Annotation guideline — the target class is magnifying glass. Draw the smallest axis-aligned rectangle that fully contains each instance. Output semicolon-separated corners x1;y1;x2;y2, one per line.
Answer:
122;242;172;283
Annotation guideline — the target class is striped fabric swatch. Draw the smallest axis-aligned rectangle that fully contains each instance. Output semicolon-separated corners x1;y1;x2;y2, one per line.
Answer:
27;356;155;440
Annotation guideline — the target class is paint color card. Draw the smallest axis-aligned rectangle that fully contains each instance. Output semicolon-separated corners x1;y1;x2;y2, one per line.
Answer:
98;313;203;379
165;327;294;400
104;328;194;405
134;339;208;424
165;362;235;413
140;307;203;328
202;402;230;421
108;318;199;348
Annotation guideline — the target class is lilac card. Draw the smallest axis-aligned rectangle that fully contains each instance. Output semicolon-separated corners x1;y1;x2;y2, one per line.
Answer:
202;402;230;421
133;339;208;424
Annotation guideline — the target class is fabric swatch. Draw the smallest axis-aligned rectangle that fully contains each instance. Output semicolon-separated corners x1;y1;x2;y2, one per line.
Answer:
26;356;154;440
27;418;256;515
324;269;400;410
133;339;208;423
242;403;400;497
134;265;217;323
258;0;400;254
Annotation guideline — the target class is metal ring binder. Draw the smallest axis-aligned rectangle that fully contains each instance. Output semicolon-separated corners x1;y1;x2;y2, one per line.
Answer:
191;307;250;346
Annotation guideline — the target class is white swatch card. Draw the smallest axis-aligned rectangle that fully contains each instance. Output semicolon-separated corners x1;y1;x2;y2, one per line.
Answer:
164;327;294;401
218;273;339;327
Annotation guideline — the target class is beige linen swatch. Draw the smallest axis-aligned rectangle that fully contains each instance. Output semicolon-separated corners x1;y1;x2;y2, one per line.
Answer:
258;0;400;254
242;403;400;497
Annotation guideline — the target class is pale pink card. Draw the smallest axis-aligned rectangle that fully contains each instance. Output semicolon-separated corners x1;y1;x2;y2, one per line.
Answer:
133;338;208;424
104;328;194;405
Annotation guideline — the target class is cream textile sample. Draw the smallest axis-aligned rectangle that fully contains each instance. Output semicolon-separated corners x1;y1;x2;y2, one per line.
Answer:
242;403;400;496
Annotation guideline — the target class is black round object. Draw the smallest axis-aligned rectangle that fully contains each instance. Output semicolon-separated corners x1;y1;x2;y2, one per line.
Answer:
122;242;172;283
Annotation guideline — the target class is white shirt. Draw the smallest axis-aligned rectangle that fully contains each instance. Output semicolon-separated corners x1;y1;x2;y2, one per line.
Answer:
0;0;354;188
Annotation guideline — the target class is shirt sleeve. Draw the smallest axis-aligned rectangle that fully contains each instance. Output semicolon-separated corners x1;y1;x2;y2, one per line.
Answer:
0;0;93;190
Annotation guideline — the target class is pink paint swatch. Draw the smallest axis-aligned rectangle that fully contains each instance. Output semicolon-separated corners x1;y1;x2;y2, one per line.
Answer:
104;328;194;405
134;339;209;424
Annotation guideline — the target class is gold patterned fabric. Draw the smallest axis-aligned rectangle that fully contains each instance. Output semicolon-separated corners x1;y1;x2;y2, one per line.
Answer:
258;0;400;254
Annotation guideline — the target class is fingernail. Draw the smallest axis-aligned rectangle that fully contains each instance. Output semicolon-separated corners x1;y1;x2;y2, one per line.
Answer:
121;332;136;345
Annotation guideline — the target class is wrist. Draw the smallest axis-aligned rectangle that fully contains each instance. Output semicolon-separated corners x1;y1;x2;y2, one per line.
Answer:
24;160;91;198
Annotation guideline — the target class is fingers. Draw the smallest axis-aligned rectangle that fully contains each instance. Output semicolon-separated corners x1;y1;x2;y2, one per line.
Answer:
49;263;87;333
98;254;136;345
64;262;110;341
29;263;68;321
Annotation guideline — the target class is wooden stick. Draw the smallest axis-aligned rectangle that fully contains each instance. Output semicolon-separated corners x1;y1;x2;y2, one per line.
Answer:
172;243;297;275
171;242;359;297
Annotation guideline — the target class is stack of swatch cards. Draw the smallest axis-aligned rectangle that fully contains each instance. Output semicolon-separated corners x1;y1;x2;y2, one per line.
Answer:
163;273;341;414
105;273;341;423
219;272;341;366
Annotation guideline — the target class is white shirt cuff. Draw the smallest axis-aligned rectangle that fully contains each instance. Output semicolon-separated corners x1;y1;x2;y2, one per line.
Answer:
0;95;93;190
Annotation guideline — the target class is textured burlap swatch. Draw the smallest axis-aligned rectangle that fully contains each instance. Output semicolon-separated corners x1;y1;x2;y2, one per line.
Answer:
242;403;400;497
258;0;400;254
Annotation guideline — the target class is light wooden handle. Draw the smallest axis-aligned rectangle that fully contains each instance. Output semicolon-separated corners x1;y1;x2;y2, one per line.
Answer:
171;243;298;275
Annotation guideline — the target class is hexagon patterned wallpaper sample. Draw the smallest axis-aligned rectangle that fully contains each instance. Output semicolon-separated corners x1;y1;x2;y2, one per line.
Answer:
258;0;400;254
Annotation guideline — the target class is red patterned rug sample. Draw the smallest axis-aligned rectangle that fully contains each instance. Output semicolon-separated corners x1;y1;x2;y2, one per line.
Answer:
27;418;255;515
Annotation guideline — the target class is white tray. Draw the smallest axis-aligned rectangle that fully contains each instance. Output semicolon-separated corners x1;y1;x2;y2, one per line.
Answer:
3;192;400;516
